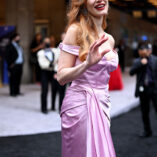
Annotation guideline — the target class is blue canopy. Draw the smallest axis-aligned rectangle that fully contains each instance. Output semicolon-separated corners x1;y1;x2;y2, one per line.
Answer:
0;26;15;39
0;26;15;84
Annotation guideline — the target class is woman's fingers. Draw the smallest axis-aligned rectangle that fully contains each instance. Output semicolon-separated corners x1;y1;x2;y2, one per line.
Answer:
100;33;106;40
90;41;97;51
90;34;106;50
93;37;108;50
100;49;110;57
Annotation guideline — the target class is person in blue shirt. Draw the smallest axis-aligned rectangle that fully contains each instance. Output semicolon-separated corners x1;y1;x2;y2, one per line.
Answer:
5;33;24;97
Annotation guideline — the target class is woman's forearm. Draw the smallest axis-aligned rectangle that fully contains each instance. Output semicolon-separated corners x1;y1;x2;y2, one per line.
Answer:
57;61;89;85
31;46;41;53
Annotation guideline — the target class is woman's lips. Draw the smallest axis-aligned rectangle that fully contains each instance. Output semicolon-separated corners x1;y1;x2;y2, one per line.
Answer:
95;4;106;11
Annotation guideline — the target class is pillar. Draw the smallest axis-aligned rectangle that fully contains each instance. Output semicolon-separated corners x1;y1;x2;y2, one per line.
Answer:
6;0;34;83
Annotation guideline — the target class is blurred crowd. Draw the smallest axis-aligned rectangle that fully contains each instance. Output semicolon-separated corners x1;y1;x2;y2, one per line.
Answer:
3;32;66;114
1;32;157;127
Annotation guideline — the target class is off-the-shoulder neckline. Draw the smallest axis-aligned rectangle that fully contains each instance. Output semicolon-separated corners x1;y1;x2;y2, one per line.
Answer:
59;43;80;49
59;43;118;54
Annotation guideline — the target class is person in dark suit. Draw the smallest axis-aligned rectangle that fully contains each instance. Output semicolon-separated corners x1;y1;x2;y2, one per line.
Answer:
130;41;157;137
152;39;157;56
117;39;126;72
5;33;24;97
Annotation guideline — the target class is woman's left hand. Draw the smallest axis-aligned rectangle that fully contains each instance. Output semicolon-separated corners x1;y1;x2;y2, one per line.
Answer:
85;34;110;67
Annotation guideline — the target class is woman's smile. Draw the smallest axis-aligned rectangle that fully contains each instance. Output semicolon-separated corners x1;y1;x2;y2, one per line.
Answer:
87;0;108;17
94;1;106;11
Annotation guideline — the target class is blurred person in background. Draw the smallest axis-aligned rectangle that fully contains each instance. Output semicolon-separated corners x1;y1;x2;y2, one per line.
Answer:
37;37;54;114
30;33;44;83
50;35;55;48
5;33;24;97
51;34;66;111
130;41;157;137
152;39;157;56
117;39;126;72
132;39;139;58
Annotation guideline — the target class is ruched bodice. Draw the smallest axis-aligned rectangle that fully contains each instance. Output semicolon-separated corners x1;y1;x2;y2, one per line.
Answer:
59;43;117;157
59;42;119;89
72;53;118;89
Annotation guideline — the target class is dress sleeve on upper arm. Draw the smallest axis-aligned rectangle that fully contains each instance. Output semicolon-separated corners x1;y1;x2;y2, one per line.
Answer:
59;43;80;56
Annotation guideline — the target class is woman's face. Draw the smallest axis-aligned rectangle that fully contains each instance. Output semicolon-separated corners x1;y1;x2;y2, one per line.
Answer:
86;0;108;18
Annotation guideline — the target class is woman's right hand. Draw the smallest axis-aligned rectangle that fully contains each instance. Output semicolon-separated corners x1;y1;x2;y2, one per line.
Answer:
86;34;110;67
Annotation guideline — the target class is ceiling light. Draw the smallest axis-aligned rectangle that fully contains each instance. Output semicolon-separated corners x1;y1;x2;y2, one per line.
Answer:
133;11;143;18
147;10;156;18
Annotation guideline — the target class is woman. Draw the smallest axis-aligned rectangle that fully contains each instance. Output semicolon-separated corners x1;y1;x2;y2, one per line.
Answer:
30;33;43;83
57;0;118;156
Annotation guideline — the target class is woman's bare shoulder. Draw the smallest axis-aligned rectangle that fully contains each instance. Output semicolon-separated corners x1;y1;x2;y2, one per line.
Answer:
105;33;115;48
63;24;79;46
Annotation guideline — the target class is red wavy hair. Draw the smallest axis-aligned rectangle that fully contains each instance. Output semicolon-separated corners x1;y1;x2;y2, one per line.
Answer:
66;0;107;61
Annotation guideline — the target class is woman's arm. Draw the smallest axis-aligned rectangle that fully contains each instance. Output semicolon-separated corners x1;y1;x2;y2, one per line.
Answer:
57;24;88;85
57;55;89;85
31;44;44;53
57;25;110;85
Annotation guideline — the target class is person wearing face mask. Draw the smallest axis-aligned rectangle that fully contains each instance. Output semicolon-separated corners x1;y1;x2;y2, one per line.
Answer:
50;34;66;112
130;41;157;137
5;33;24;97
37;37;55;114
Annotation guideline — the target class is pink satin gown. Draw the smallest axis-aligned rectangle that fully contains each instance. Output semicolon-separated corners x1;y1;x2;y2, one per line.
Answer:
59;43;118;157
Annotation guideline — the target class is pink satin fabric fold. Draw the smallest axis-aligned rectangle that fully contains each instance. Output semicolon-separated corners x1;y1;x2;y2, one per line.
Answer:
59;43;118;157
85;87;116;157
61;85;116;157
59;43;80;56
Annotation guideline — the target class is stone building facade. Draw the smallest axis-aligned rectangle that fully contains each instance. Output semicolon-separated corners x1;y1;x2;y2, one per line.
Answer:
1;0;157;83
0;0;66;83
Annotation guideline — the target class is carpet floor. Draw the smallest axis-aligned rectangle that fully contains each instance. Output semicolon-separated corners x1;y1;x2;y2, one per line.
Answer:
0;106;157;157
